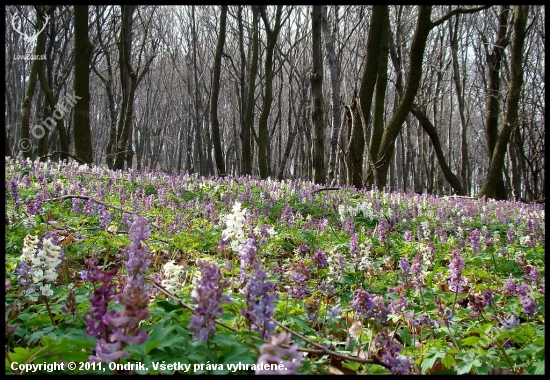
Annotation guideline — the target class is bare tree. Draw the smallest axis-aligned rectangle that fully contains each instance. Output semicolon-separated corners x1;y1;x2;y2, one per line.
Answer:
73;5;93;164
478;6;529;199
210;5;228;176
310;5;325;184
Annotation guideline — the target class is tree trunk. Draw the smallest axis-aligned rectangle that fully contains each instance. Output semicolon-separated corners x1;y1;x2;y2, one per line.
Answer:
483;5;510;199
478;6;528;199
448;13;469;194
321;5;342;186
410;105;466;195
73;5;93;164
372;6;433;189
311;5;325;184
114;5;137;170
345;6;388;189
258;5;284;179
210;5;228;176
366;6;389;186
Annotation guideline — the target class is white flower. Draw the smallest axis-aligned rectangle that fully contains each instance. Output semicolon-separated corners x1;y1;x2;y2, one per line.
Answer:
221;201;248;252
519;235;531;247
21;234;40;262
162;260;185;292
40;284;53;297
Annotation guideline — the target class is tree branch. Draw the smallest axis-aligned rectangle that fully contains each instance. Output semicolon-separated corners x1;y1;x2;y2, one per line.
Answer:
431;5;492;29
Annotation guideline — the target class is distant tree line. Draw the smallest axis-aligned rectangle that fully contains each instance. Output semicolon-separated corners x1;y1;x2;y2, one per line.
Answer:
5;5;544;201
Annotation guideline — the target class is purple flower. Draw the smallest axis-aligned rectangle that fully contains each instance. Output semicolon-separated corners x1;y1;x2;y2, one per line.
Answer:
237;237;278;338
98;206;111;230
89;279;152;363
72;198;82;214
519;293;537;318
501;314;520;330
123;215;152;293
413;313;437;328
468;290;493;318
82;264;119;338
256;332;302;374
9;178;20;208
313;250;328;268
468;228;481;253
242;267;278;339
287;262;310;300
411;253;425;291
398;257;411;279
349;233;359;257
522;265;540;285
448;249;466;293
188;260;231;342
238;237;259;279
350;289;389;323
502;278;517;296
403;230;414;242
375;329;413;375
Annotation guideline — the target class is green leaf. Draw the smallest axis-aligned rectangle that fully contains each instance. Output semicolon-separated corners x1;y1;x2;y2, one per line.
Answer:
460;336;480;346
398;327;412;347
441;353;456;369
146;324;178;354
455;361;474;375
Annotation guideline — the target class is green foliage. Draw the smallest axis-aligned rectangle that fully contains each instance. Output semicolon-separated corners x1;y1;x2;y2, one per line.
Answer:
4;158;545;374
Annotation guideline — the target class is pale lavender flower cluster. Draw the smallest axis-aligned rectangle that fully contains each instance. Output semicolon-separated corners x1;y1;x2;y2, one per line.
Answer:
410;253;425;291
403;230;414;242
468;228;481;253
398;257;411;279
188;260;232;342
9;177;20;209
287;261;311;299
522;265;540;286
123;215;152;293
448;249;466;293
239;238;278;339
98;205;111;230
349;289;389;323
501;277;538;317
255;332;302;375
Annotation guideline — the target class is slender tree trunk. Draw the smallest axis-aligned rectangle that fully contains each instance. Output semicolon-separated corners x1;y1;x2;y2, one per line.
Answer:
311;5;325;184
191;6;205;175
321;5;342;186
478;6;528;199
242;6;259;176
258;5;283;179
346;6;388;188
73;5;93;164
114;5;136;170
448;13;469;194
210;5;228;176
410;105;466;195
366;7;389;186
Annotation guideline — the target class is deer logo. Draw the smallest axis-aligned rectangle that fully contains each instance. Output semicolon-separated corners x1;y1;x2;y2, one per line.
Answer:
11;12;49;48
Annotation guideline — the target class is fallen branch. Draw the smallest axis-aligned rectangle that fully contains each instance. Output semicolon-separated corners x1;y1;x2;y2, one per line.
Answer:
39;151;87;165
312;187;341;194
44;194;160;230
151;281;395;371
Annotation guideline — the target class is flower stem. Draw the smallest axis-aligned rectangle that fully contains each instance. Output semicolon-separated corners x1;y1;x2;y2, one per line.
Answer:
44;296;56;326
